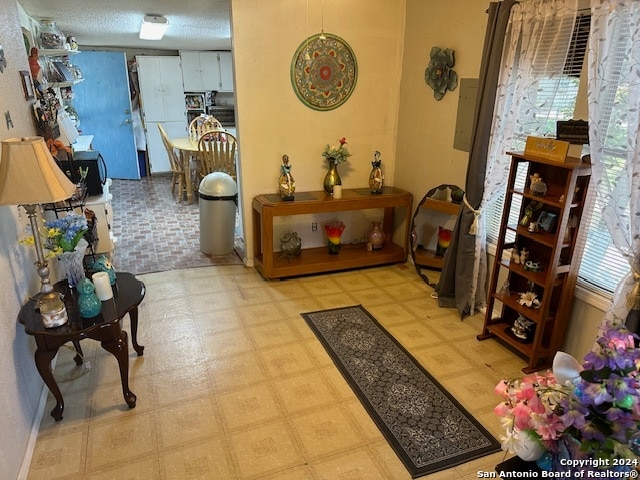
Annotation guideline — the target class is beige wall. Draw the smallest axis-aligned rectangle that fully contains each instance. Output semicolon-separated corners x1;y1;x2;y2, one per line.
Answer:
0;1;51;477
232;0;406;263
0;1;612;476
396;0;488;202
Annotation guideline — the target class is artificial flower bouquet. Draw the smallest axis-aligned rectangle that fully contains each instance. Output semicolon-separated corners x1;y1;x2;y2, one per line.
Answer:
494;320;640;474
21;213;88;258
322;137;352;164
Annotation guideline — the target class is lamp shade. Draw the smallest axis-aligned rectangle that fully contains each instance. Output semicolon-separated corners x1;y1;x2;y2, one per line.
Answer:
0;137;76;206
139;15;169;40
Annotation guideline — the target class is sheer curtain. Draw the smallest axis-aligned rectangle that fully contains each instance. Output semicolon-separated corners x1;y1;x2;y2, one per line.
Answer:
587;1;640;327
438;0;579;317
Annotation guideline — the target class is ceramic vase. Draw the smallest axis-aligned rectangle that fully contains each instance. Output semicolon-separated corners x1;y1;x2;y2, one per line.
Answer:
512;431;545;462
76;278;102;318
323;162;342;194
57;238;88;288
368;222;385;250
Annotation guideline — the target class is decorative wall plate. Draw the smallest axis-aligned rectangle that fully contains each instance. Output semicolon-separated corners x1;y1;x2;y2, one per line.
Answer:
291;33;357;111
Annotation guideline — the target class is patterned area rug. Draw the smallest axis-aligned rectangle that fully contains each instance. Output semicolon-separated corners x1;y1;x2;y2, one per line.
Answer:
301;305;501;478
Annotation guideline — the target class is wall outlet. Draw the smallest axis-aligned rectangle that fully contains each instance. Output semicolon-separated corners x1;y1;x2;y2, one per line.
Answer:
311;222;317;232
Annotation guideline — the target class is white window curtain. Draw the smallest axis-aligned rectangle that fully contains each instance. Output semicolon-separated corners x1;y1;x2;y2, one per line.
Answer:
467;0;579;314
587;0;640;325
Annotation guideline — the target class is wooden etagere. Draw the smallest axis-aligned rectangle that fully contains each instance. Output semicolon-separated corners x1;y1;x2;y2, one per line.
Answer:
477;151;591;373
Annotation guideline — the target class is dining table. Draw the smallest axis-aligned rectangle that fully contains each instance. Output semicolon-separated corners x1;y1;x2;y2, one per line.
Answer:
171;136;200;203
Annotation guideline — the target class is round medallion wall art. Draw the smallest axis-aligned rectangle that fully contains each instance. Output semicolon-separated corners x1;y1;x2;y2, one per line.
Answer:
291;33;358;111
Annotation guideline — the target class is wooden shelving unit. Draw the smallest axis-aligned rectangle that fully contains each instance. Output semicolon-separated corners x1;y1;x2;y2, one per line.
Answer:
252;187;413;280
478;151;591;373
413;196;461;269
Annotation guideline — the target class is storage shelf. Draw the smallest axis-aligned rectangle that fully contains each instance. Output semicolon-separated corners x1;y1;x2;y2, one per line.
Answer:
414;247;445;269
478;151;591;373
411;190;461;271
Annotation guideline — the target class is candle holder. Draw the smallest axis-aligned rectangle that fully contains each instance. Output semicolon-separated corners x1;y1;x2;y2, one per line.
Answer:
324;220;345;254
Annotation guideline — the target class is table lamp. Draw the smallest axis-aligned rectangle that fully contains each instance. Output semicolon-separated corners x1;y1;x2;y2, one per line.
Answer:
0;137;76;320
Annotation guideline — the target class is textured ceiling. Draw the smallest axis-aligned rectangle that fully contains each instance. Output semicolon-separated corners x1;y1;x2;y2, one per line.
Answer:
19;0;232;51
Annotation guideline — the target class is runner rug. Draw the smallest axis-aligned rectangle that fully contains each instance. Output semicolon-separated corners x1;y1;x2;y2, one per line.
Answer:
301;305;501;478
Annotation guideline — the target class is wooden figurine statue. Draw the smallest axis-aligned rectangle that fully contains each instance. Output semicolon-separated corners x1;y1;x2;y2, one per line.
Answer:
369;150;383;194
278;154;295;201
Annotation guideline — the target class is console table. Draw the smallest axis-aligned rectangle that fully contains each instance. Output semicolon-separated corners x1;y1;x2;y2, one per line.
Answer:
18;272;145;421
252;187;413;280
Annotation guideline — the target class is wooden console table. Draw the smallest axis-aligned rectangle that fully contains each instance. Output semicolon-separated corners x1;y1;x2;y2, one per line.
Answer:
252;187;413;280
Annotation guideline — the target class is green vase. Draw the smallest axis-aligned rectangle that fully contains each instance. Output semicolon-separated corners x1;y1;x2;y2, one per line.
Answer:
323;162;342;194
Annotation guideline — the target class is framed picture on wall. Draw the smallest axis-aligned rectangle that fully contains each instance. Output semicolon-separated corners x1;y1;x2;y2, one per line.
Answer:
20;70;35;100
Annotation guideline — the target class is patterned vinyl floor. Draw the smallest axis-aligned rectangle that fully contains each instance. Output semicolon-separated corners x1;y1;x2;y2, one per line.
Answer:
108;174;244;275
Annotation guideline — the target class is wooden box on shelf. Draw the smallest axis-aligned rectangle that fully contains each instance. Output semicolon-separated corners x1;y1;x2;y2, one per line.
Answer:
252;187;413;280
477;151;591;373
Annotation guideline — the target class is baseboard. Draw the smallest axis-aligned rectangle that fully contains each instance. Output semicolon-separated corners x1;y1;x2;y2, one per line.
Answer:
18;382;49;480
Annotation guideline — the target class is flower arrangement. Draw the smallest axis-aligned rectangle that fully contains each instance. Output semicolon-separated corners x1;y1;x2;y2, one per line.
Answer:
494;371;570;457
558;321;640;462
21;214;88;258
322;137;352;165
494;320;640;470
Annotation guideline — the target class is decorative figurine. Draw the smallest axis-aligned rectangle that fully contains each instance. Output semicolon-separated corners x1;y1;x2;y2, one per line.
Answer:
279;231;301;259
76;278;102;318
519;247;530;265
511;247;521;264
529;173;547;196
278;154;295;201
512;314;535;342
88;254;116;285
368;151;383;194
519;201;543;227
518;290;541;309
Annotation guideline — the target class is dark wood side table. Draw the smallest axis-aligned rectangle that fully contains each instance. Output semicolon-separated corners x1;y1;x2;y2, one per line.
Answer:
18;272;146;421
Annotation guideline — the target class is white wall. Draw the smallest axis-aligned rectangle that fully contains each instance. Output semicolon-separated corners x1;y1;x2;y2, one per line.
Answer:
0;2;52;478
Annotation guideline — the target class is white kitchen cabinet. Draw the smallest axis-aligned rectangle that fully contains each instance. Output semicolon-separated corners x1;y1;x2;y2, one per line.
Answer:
180;51;234;92
136;56;187;173
137;56;186;122
218;51;234;92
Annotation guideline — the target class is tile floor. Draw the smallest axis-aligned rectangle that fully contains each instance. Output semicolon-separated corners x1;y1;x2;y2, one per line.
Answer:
109;175;244;275
27;262;529;480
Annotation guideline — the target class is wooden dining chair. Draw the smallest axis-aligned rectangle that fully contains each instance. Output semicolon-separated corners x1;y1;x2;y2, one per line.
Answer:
158;124;187;202
188;114;223;142
197;129;238;180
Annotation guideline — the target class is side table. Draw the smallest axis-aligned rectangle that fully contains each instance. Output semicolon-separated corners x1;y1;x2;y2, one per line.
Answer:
18;272;146;421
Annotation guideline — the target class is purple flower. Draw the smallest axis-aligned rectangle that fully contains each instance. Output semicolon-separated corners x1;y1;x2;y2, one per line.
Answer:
582;382;613;406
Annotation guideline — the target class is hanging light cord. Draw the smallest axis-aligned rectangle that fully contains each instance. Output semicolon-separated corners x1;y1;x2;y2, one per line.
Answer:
319;0;326;39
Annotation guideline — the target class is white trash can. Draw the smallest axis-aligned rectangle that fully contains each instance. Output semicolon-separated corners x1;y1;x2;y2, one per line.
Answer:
198;172;238;255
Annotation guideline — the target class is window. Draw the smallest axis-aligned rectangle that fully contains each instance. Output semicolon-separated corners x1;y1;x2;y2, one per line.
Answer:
485;13;627;294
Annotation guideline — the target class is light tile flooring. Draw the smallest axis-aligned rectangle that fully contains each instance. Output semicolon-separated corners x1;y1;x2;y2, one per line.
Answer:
27;263;528;479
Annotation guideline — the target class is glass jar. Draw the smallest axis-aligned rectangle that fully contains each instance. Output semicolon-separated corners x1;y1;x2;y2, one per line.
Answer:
39;293;68;328
38;19;66;49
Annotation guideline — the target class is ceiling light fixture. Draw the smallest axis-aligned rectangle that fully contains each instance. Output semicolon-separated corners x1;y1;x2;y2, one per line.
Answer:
139;15;169;41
